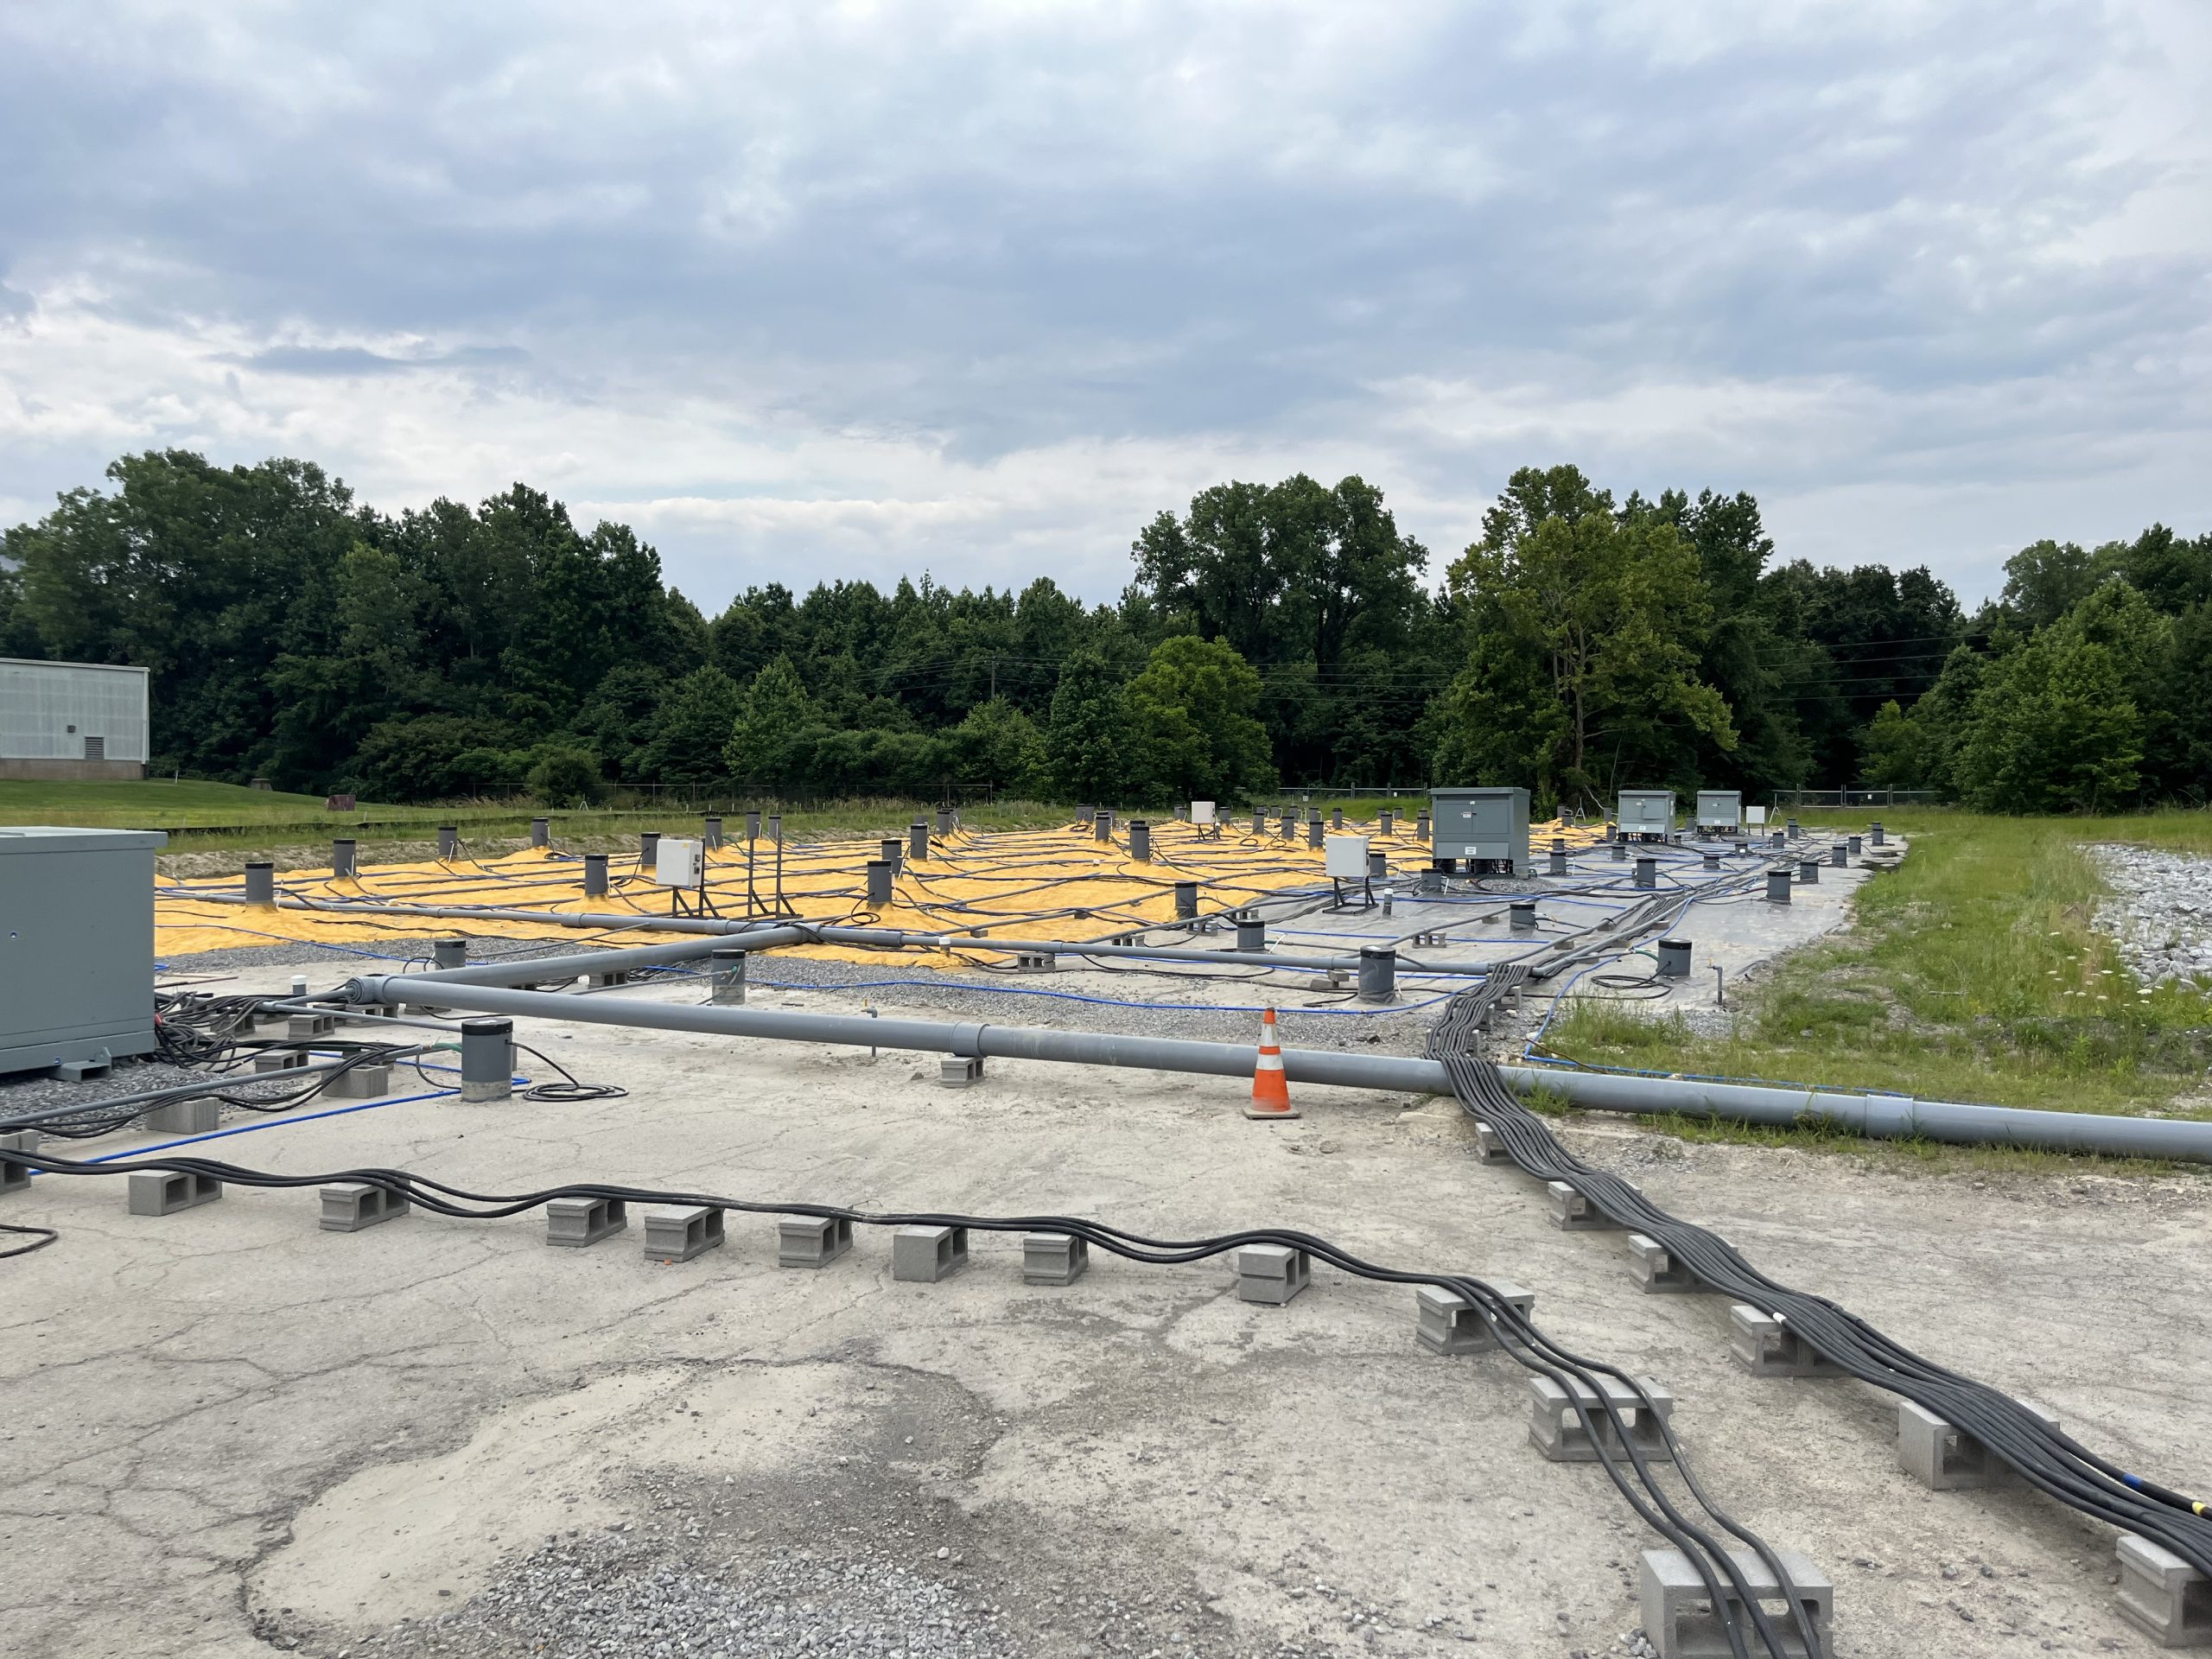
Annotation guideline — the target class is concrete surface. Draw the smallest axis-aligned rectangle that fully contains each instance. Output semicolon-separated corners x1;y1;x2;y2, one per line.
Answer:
3;949;2205;1658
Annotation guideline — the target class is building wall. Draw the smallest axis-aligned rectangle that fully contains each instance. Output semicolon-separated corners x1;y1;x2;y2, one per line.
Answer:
0;658;152;765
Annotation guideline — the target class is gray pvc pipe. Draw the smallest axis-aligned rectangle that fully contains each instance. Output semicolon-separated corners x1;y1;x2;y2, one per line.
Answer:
394;926;812;987
176;889;1476;976
333;975;2212;1162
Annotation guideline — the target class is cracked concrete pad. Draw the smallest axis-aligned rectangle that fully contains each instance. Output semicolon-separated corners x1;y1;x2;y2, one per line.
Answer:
3;951;2209;1657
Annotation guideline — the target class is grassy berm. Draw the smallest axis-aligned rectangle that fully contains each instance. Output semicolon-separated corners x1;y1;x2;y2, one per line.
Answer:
1544;809;2212;1132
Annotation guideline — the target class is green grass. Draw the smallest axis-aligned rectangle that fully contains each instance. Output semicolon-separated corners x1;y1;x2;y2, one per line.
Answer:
1544;806;2212;1122
0;776;352;825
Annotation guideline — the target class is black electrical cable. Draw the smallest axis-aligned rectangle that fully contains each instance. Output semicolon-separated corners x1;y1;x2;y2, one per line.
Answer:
512;1042;628;1103
0;1222;60;1259
1433;976;2212;1583
0;1136;1795;1656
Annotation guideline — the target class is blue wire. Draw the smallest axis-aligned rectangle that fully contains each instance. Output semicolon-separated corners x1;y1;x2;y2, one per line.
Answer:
86;1089;459;1161
745;976;1465;1016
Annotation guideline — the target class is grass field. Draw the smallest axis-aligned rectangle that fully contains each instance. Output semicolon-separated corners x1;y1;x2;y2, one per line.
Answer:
0;779;1085;847
1544;806;2212;1122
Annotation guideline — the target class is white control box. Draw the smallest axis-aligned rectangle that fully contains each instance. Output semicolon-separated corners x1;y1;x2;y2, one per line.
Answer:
1745;805;1769;827
654;837;705;887
1191;800;1217;825
1324;834;1371;878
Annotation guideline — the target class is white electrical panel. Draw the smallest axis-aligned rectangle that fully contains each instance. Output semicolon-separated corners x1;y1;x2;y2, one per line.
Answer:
1745;805;1769;827
1324;834;1371;878
654;837;705;887
1191;800;1217;825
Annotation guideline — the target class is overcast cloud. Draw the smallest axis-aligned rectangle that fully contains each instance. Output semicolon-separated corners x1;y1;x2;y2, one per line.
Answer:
2;0;2207;610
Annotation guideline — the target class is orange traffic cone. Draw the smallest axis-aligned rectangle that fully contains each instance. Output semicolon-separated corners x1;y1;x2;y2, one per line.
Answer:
1245;1007;1300;1120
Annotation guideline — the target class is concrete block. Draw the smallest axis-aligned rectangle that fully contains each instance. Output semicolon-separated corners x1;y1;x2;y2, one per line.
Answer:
1415;1281;1533;1355
544;1196;627;1248
1627;1231;1700;1293
2117;1532;2212;1647
1728;1304;1847;1377
1547;1179;1622;1230
287;1013;336;1039
327;1063;393;1100
938;1055;985;1088
144;1096;219;1135
644;1205;726;1263
1235;1243;1310;1306
128;1169;222;1217
252;1050;307;1073
893;1224;969;1282
1529;1372;1676;1462
778;1214;854;1268
0;1129;35;1195
1472;1120;1514;1165
1640;1547;1832;1659
1022;1231;1088;1285
1897;1397;2060;1491
320;1181;410;1232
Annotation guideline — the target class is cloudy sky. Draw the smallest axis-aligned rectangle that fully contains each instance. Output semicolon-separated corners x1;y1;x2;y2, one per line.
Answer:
2;2;2206;612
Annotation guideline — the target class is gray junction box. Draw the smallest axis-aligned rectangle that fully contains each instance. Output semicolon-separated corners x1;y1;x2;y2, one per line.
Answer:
1429;787;1530;874
1617;790;1676;838
1694;790;1743;832
0;826;167;1076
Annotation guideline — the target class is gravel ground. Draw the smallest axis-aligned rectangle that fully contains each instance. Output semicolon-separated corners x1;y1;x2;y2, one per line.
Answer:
2092;842;2212;988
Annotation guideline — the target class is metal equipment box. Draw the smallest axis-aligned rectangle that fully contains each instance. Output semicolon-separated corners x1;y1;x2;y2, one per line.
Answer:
1694;790;1743;833
1430;787;1530;874
0;826;167;1075
652;836;705;887
1324;834;1370;879
1617;791;1676;838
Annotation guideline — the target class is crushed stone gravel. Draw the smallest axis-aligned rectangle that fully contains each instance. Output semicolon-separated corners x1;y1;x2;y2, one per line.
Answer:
2091;843;2212;989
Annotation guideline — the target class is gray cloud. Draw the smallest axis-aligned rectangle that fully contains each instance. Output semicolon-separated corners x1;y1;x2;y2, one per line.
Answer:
1;1;2207;609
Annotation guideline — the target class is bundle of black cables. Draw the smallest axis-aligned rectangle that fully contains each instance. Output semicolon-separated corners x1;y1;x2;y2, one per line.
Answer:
2;1042;429;1141
152;991;268;1064
1433;974;2212;1590
3;1135;1815;1658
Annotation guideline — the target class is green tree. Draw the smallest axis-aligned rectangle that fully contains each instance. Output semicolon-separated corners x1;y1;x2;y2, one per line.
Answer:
948;698;1048;794
1439;470;1735;804
639;665;744;793
724;656;822;786
1045;649;1136;802
526;745;609;806
1956;633;2142;812
1857;701;1933;790
1123;635;1274;800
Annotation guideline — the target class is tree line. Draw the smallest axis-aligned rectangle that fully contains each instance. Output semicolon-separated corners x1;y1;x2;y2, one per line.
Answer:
1;449;2201;813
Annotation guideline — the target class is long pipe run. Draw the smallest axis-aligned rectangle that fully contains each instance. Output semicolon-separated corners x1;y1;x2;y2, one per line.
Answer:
181;889;1481;976
335;973;2212;1163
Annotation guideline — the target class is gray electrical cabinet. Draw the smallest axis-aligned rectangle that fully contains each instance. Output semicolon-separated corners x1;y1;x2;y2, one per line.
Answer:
0;826;167;1075
1617;790;1676;838
1694;790;1744;833
1430;786;1530;874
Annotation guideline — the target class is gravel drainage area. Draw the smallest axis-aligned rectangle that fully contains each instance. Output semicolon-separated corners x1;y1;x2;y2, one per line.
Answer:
2092;843;2212;989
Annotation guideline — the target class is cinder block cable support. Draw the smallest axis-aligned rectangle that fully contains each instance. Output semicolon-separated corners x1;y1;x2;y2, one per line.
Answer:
9;1137;1798;1659
1434;976;2212;1592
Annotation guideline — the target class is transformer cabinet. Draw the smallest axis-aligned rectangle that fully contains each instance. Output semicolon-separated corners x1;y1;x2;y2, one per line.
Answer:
0;826;167;1076
1429;786;1530;875
1694;790;1744;835
1617;790;1676;841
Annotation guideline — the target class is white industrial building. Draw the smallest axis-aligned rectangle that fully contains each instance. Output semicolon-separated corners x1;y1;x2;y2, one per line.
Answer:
0;658;150;779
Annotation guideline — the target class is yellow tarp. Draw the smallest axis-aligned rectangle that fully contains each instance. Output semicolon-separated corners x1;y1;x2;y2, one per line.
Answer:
157;816;1608;966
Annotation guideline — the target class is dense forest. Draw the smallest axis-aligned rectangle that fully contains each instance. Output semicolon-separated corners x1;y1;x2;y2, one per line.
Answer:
2;449;2205;814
